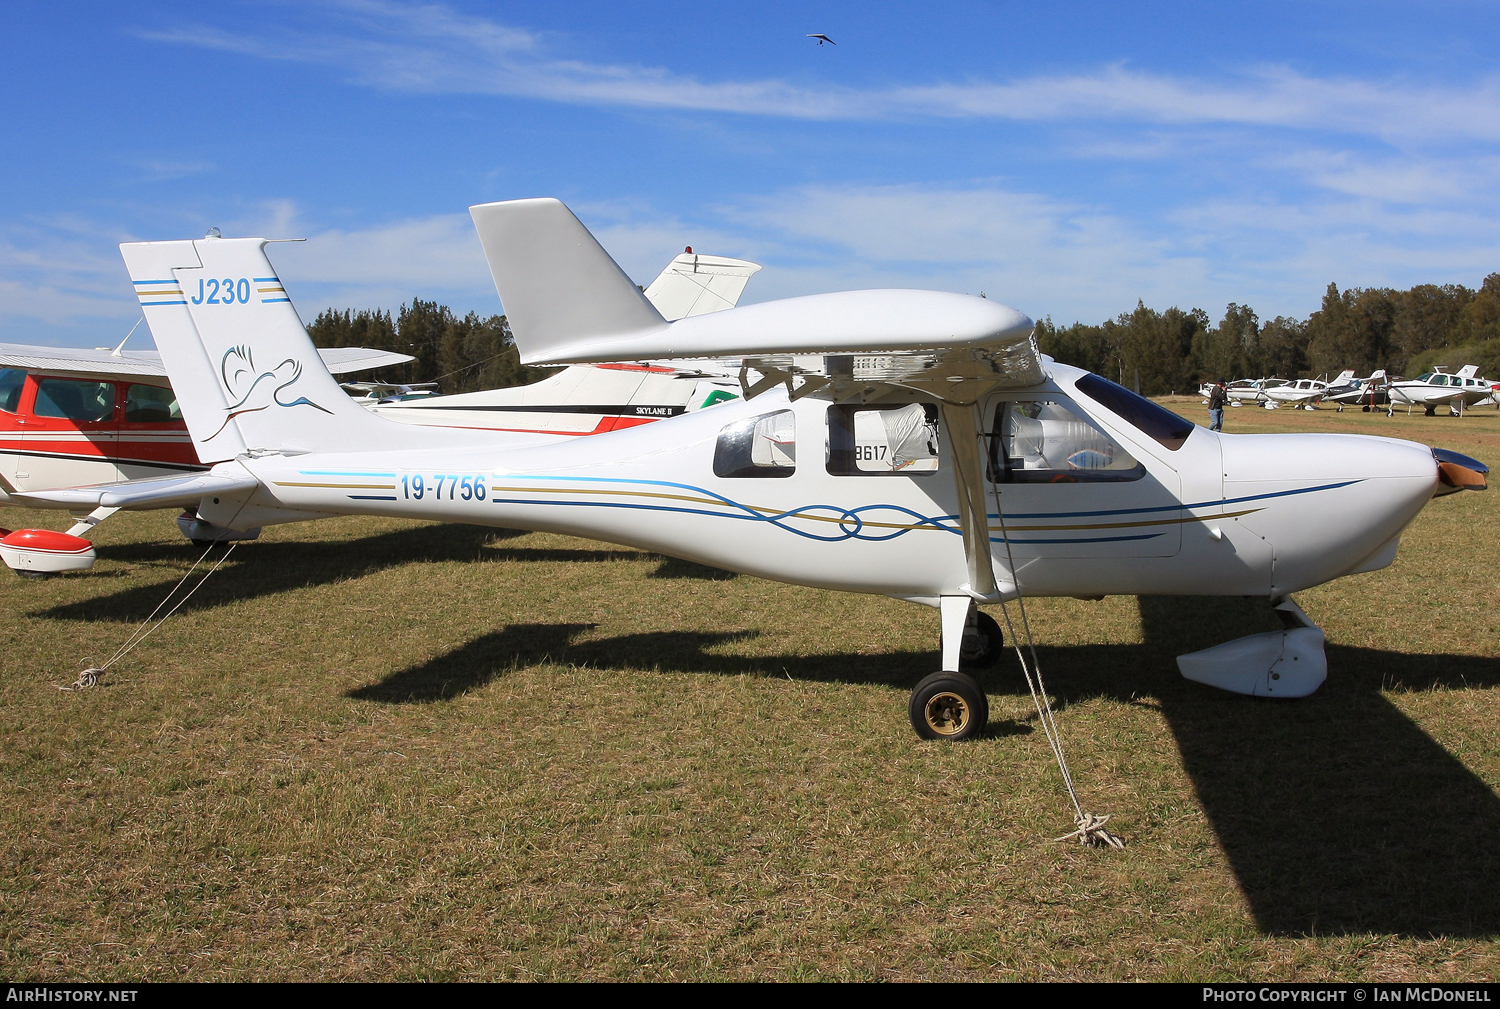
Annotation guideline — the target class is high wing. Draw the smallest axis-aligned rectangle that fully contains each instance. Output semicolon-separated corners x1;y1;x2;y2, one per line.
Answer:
472;197;1043;599
0;341;414;378
470;199;1041;391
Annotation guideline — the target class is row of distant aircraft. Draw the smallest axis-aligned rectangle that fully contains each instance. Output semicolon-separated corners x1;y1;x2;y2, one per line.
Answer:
0;199;1487;741
1200;367;1500;414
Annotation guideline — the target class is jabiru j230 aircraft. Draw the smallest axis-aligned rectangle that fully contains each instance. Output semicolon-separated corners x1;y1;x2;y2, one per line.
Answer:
8;198;1490;740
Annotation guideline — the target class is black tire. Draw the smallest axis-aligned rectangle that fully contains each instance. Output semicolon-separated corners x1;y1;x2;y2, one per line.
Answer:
909;670;989;741
14;569;46;579
958;610;1003;671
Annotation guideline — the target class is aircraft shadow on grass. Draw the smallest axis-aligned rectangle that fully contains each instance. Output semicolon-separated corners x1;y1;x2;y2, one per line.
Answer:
33;524;686;622
355;596;1500;940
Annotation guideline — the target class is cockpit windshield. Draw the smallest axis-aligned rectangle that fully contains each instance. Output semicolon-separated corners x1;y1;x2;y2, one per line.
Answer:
1073;373;1194;451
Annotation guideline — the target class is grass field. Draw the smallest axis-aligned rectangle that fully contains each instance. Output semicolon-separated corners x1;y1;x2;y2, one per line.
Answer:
1;402;1497;981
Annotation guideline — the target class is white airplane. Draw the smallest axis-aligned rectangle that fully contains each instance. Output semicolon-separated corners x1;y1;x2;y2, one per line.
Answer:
1388;366;1497;416
2;198;1488;742
1197;378;1284;407
342;380;439;404
1260;372;1352;410
1323;370;1388;411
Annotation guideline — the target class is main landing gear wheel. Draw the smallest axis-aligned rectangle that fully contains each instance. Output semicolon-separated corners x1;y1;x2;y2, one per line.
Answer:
909;670;989;741
958;610;1003;671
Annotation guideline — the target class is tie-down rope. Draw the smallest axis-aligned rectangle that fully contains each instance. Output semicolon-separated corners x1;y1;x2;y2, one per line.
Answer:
58;536;239;691
988;473;1125;850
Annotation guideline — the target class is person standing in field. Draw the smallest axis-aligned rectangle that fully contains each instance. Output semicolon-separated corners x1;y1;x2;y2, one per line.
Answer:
1208;378;1228;431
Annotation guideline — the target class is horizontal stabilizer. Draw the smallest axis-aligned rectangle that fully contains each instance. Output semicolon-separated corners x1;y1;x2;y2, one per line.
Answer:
11;471;259;510
316;347;417;375
0;342;412;380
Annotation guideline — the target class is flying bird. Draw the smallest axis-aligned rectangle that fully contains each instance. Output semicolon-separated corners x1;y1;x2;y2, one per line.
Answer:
807;33;835;46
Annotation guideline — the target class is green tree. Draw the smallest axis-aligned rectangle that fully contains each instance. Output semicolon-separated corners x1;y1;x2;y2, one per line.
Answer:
1256;316;1308;378
1305;284;1396;378
1193;303;1259;383
307;301;541;393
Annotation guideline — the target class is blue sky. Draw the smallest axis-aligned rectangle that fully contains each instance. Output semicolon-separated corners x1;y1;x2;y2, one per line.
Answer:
4;0;1500;347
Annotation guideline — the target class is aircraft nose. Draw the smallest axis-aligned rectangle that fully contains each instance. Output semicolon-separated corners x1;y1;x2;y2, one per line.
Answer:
1432;447;1489;495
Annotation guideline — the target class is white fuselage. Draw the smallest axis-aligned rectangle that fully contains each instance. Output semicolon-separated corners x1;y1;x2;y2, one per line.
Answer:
1262;378;1328;406
1388;372;1495;409
200;362;1439;604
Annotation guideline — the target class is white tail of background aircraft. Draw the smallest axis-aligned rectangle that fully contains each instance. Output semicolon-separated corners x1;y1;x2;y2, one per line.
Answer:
643;250;762;322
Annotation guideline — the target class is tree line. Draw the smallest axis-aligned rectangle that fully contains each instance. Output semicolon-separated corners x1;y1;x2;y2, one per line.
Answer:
305;300;540;394
308;273;1500;399
1038;273;1500;396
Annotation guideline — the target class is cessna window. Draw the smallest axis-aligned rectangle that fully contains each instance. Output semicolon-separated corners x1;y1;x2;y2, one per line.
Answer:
0;369;24;413
989;399;1145;483
827;403;941;476
1074;373;1194;451
33;378;115;424
713;410;795;478
125;384;182;423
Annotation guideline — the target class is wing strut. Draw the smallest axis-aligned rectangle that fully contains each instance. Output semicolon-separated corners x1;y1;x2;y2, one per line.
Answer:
937;401;999;600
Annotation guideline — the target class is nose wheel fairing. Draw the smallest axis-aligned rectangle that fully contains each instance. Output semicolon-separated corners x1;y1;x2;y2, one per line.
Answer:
1177;597;1328;698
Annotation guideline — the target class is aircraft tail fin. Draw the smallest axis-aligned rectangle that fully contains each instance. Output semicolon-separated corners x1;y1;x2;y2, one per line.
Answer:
643;252;762;322
1369;369;1386;381
120;237;391;462
471;199;667;365
1334;369;1355;384
1457;364;1478;379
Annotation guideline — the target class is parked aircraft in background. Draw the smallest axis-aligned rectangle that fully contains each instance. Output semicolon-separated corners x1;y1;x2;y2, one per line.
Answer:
1324;370;1389;411
4;198;1486;741
1198;378;1291;407
1389;366;1497;415
367;250;759;435
0;342;414;498
1261;372;1353;410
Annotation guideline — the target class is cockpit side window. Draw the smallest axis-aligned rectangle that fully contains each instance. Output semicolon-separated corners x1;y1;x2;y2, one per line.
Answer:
0;369;25;414
713;410;795;478
988;398;1145;484
1073;373;1194;451
33;378;115;423
826;403;941;476
124;384;182;423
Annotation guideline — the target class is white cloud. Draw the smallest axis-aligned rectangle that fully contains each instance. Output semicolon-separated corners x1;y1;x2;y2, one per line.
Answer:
137;2;1500;144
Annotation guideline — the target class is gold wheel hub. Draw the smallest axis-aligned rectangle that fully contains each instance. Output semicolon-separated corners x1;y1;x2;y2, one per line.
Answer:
924;690;971;736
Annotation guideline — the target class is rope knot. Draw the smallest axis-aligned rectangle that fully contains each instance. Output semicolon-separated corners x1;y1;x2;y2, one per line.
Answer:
57;667;102;692
1054;812;1126;849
